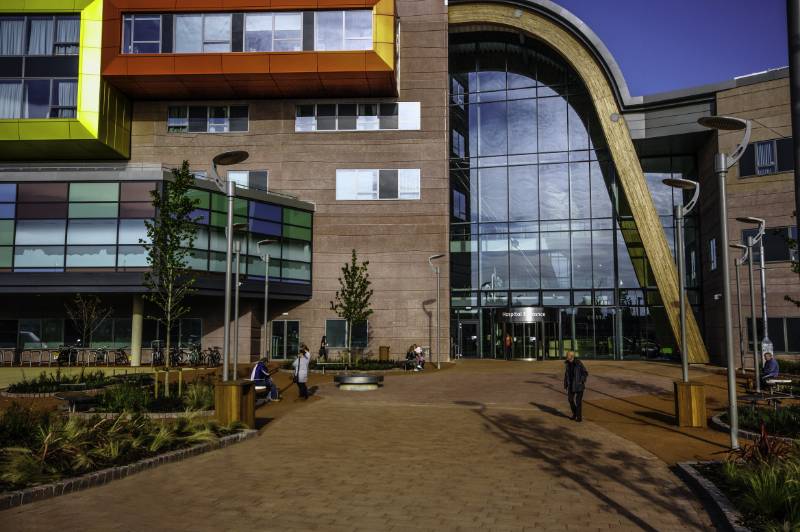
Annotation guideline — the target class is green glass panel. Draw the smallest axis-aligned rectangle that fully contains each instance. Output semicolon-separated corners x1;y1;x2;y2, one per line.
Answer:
209;212;246;228
69;203;119;218
210;193;227;212
0;247;10;268
284;209;311;228
234;198;247;217
69;183;119;202
283;225;311;241
187;189;210;209
0;220;13;246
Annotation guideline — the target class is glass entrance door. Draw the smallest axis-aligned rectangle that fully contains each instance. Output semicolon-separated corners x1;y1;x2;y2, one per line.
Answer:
271;320;299;359
511;322;540;359
458;320;480;358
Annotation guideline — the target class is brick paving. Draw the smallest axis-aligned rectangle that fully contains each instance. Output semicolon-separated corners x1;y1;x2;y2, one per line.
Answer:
2;360;714;531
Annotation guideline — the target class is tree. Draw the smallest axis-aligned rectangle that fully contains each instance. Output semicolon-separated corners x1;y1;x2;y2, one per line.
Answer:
786;230;799;307
330;249;374;364
64;293;113;348
142;161;199;367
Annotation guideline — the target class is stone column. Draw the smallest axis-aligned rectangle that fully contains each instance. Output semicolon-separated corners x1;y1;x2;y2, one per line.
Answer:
131;295;144;367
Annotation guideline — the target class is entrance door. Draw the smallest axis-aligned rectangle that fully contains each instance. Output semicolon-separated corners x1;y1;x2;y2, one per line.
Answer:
271;320;300;359
511;322;539;359
458;320;480;358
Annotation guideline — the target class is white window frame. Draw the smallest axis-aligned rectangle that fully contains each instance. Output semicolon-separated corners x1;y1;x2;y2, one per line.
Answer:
295;102;420;132
336;169;421;201
325;318;368;348
167;105;248;134
122;14;161;54
314;10;373;52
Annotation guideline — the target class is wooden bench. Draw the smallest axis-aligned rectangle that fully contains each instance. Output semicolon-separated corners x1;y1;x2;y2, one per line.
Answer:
315;362;347;374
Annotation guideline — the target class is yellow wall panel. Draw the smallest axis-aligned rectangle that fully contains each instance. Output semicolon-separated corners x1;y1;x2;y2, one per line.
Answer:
19;121;70;140
0;122;21;141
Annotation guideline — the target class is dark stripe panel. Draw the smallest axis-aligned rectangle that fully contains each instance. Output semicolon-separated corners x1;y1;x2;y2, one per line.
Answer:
0;57;23;78
232;13;244;52
303;12;314;51
25;56;78;78
161;14;173;54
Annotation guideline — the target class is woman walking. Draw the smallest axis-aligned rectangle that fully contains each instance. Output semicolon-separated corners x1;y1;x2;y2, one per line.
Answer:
318;335;328;361
293;344;311;399
563;350;588;421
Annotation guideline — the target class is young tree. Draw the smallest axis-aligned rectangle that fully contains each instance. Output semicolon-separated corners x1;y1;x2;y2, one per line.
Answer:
786;231;799;307
330;249;374;364
64;293;113;348
142;161;200;367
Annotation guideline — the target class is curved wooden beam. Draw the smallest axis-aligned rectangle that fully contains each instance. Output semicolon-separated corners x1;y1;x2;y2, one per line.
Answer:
449;3;710;363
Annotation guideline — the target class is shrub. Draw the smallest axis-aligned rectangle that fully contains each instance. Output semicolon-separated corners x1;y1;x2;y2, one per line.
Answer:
183;383;214;411
724;406;800;439
7;369;108;394
0;402;52;448
779;358;800;376
0;405;241;491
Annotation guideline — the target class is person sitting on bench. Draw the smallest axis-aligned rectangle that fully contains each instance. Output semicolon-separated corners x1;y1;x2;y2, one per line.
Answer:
761;351;780;386
250;357;280;401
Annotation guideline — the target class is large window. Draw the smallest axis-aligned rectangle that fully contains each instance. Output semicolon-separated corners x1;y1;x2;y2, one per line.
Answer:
315;10;372;51
336;169;421;200
739;138;794;177
0;78;77;119
121;9;372;54
325;319;368;348
295;102;420;132
122;14;161;54
742;226;798;263
0;15;79;56
167;105;248;133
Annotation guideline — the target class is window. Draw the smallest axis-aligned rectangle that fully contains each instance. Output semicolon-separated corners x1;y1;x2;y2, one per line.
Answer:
245;13;274;52
228;171;268;192
742;226;799;262
453;190;467;220
54;17;80;55
709;238;717;271
325;319;368;348
122;14;161;54
295;102;420;132
273;13;302;51
0;78;77;119
0;17;25;55
315;10;371;51
168;105;248;133
336;169;420;200
739;138;795;177
173;13;231;53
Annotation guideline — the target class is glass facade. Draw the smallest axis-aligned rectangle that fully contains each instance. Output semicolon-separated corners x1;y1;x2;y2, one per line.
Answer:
0;181;312;283
449;31;699;360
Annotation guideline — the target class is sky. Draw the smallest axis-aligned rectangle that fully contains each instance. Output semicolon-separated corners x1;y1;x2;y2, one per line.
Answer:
553;0;789;96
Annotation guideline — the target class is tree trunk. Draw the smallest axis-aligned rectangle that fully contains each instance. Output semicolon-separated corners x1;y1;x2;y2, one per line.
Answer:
347;320;352;367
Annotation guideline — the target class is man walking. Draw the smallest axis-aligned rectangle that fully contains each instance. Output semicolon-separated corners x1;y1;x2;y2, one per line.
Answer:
563;350;588;421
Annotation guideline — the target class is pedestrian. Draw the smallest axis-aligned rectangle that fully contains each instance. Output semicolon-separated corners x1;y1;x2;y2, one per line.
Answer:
504;333;513;359
414;344;424;370
292;344;311;399
319;335;328;361
563;350;588;422
761;350;779;387
249;357;280;401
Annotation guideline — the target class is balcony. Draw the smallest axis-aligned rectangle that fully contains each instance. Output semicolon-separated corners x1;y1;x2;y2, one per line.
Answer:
100;0;396;99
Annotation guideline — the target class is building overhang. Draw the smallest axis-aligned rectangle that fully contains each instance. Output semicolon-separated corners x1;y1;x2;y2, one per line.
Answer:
100;0;396;99
0;0;132;160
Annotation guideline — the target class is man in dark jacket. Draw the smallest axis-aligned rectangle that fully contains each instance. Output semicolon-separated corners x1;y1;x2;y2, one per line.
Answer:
564;350;588;422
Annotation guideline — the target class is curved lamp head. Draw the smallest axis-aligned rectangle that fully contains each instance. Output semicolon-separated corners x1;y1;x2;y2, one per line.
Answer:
662;177;700;216
428;253;445;271
256;238;278;260
736;216;766;243
210;150;250;191
729;242;749;264
697;115;752;168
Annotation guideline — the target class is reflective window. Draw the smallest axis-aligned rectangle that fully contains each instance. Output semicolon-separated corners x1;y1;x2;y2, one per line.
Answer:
0;78;77;119
336;169;420;200
123;14;161;54
295;102;419;132
169;105;248;133
315;10;372;51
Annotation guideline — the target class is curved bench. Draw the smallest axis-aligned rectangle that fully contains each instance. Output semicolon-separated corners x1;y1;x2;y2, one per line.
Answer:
333;374;384;391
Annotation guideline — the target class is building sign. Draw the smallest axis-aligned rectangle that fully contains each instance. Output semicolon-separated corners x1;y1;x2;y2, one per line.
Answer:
497;307;546;323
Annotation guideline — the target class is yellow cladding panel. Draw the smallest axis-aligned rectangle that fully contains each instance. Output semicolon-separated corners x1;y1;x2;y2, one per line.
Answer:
374;14;394;44
19;120;70;140
374;42;394;69
0;122;21;141
449;3;710;363
374;0;394;16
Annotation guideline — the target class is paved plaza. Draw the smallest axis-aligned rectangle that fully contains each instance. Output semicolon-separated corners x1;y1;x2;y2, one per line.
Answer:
2;360;726;531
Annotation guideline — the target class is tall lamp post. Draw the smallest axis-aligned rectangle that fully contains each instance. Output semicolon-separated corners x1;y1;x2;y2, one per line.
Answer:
662;177;699;383
257;239;278;362
736;217;770;375
230;222;248;380
697;115;752;449
730;243;749;372
209;150;250;382
428;254;445;369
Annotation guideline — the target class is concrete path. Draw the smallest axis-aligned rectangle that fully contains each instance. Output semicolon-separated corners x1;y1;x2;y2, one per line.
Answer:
2;361;714;531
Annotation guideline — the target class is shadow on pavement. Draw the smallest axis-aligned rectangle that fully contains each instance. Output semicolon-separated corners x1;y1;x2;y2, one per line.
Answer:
529;401;570;419
457;400;709;531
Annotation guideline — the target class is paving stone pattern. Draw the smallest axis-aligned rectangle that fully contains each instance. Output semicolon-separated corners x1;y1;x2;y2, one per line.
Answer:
2;361;713;531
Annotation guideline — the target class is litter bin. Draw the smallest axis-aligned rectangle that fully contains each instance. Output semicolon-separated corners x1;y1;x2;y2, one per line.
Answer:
379;345;390;361
215;380;256;429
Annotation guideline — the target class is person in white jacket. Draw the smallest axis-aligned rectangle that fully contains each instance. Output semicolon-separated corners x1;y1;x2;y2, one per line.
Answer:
292;344;311;399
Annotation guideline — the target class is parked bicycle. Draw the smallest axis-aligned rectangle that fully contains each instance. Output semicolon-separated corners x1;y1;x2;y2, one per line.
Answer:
187;342;203;366
92;346;109;365
114;347;129;366
169;345;187;367
57;345;78;366
151;341;165;367
203;346;221;366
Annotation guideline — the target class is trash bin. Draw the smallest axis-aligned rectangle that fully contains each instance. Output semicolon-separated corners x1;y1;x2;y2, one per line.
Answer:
215;380;256;429
379;345;390;361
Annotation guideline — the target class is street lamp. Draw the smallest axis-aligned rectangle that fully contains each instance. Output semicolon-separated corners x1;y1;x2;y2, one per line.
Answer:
730;243;749;372
428;254;445;369
210;150;249;382
257;238;278;362
697;115;751;449
229;222;248;380
736;217;770;375
662;177;699;383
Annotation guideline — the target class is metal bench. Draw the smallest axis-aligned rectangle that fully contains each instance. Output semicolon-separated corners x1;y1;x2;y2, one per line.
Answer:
316;361;347;374
334;374;383;391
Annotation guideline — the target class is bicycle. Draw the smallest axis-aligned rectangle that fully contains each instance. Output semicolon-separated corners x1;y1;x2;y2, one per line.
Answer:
114;347;129;366
169;345;186;367
57;345;78;367
92;346;109;366
204;346;221;367
151;341;165;367
187;342;203;366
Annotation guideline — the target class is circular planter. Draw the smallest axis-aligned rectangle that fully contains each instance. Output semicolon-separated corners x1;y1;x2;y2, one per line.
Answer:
710;413;798;443
72;410;216;420
333;374;384;391
1;387;108;398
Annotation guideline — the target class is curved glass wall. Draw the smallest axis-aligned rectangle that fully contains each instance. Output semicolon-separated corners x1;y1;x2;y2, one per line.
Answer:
449;31;699;360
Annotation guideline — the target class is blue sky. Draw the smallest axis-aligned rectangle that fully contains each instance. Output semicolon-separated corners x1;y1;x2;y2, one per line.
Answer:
554;0;789;95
